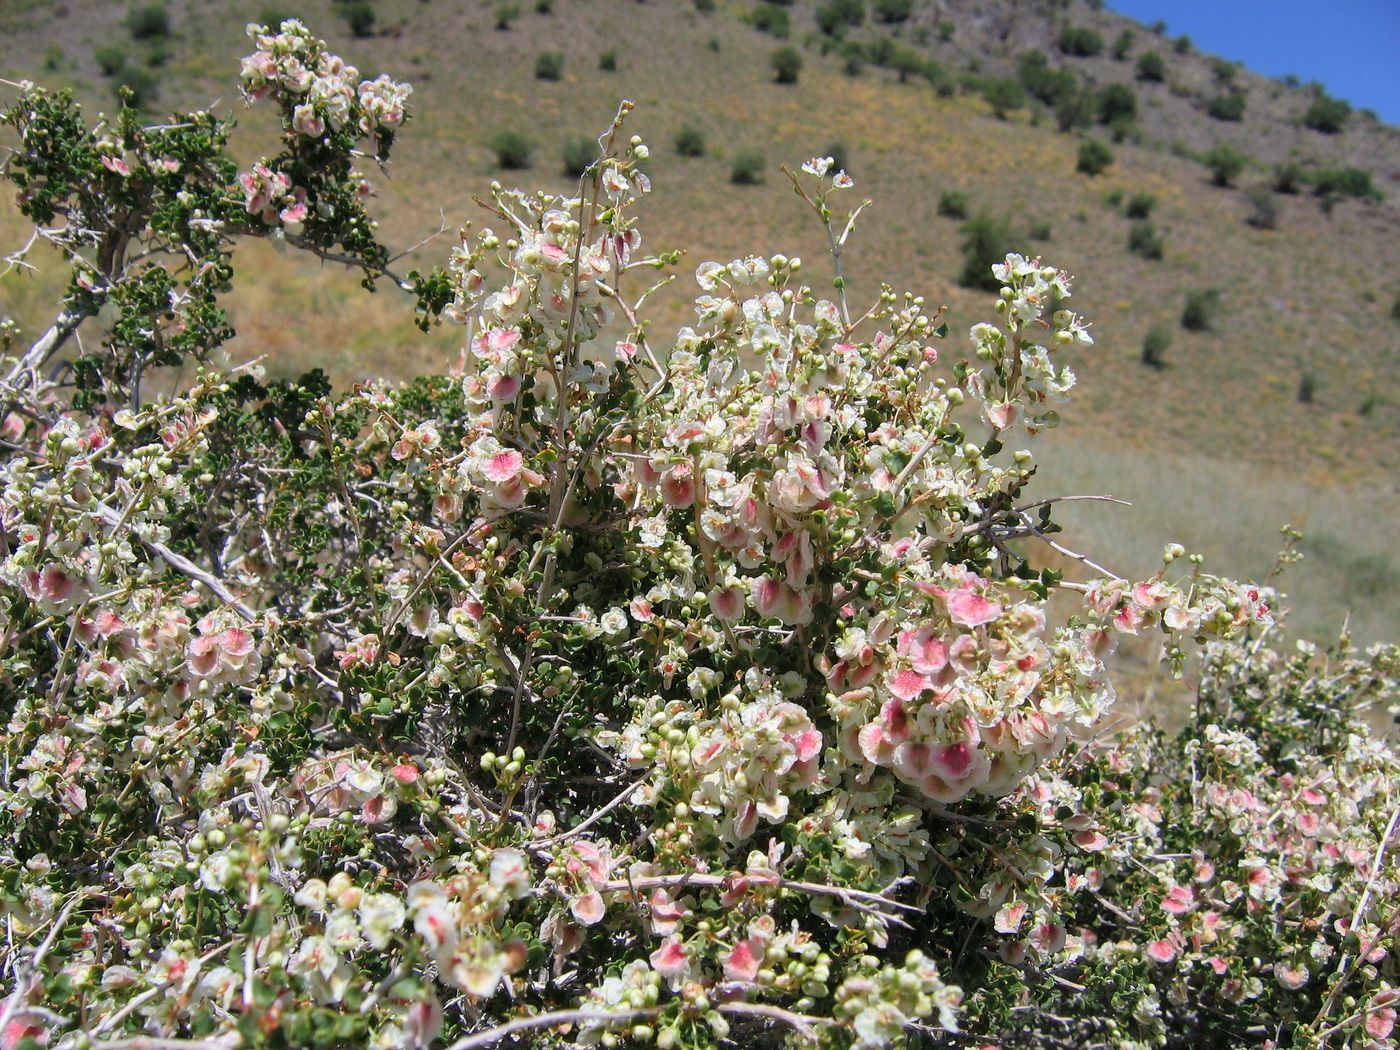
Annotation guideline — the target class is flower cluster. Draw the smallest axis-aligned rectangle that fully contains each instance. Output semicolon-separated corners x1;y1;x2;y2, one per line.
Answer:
834;951;963;1047
240;19;410;139
687;671;824;840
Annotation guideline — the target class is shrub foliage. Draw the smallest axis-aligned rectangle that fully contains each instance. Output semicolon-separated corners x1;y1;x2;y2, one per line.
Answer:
0;22;1395;1050
1076;137;1114;175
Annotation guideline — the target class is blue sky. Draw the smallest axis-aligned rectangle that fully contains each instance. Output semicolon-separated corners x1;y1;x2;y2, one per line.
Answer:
1105;0;1400;126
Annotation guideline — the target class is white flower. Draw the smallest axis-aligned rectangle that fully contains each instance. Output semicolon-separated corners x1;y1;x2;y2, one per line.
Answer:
199;853;235;893
325;907;362;951
358;892;406;949
488;848;532;899
695;261;725;291
600;608;629;637
294;878;329;910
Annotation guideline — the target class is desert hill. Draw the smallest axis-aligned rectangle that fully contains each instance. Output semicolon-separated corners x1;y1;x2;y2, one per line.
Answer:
1;0;1397;643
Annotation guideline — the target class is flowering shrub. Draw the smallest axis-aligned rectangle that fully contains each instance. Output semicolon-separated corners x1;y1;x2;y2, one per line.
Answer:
0;22;1395;1050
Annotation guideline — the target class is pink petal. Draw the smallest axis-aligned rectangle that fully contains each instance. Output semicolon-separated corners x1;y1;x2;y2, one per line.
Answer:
723;938;762;982
487;374;521;402
483;450;524;483
753;577;782;619
1146;939;1177;964
570;891;605;926
791;727;822;762
933;741;973;779
893;741;935;781
947;589;1002;628
708;586;744;622
1366;1008;1396;1039
649;936;689;977
881;698;911;742
857;722;889;765
219;627;255;657
888;669;931;702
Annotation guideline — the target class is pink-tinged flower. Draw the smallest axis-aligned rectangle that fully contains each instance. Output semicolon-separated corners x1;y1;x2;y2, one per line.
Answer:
390;763;419;786
888;669;932;702
220;627;255;657
361;794;397;823
33;564;81;608
413;901;457;957
1073;830;1109;852
985;401;1022;430
487;374;521;402
403;995;443;1049
659;464;695;508
879;698;912;743
898;625;948;675
187;634;222;678
336;633;380;670
722;938;763;982
238;162;292;221
1028;921;1066;954
1273;963;1308;990
948;632;981;674
2;1015;47;1050
448;950;505;1000
100;155;131;177
629;598;654;622
569;891;605;926
790;726;822;762
751;577;812;625
1161;883;1195;915
473;327;522;357
615;340;638;362
1162;605;1194;631
647;889;687;936
734;800;759;840
1113;603;1143;634
1366;1006;1396;1040
915;737;991;802
538;241;570;268
999;940;1026;966
858;722;895;766
1146;939;1177;964
708;585;744;622
918;774;972;804
932;741;976;780
994;901;1028;934
892;741;936;782
720;875;750;907
483;449;524;483
291;103;324;138
570;841;611;882
946;588;1002;627
649;936;689;980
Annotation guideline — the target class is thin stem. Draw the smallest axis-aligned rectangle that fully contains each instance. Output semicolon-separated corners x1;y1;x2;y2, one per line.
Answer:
442;1007;660;1050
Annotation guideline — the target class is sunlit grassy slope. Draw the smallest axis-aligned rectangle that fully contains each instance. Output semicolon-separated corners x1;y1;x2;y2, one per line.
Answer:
1;0;1397;643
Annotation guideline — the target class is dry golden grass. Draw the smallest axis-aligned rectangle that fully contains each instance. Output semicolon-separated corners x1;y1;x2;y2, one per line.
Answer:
1;0;1397;644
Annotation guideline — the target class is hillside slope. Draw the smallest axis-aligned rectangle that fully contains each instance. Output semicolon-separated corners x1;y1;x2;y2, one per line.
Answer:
1;0;1397;641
